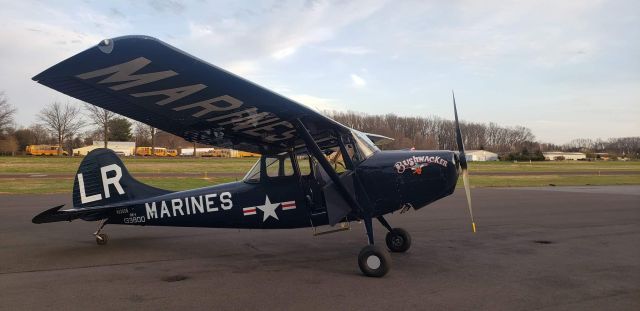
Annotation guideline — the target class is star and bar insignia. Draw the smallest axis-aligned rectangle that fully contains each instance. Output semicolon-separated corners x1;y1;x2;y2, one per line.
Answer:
242;195;297;222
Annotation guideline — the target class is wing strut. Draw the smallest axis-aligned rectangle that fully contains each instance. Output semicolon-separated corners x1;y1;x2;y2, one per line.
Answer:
293;119;364;218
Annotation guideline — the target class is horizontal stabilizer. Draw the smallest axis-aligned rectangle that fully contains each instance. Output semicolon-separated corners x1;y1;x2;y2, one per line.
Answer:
32;204;111;224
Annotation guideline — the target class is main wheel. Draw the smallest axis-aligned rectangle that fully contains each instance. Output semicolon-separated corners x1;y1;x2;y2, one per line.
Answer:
385;228;411;252
96;233;109;245
358;245;391;277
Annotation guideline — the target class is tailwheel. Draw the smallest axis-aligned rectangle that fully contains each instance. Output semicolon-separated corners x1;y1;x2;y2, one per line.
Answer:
385;228;411;253
94;219;108;245
96;233;109;245
358;245;391;277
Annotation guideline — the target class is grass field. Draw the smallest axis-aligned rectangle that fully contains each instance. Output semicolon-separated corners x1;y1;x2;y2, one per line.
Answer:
0;156;638;194
0;177;237;195
2;156;639;174
0;156;257;174
467;160;640;172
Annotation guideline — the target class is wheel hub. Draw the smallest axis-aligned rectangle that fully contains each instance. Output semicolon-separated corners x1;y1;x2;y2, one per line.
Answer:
392;236;403;248
366;255;381;269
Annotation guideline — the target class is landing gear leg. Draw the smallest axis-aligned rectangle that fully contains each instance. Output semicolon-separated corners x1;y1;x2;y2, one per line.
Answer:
94;219;109;246
377;216;411;253
358;216;391;277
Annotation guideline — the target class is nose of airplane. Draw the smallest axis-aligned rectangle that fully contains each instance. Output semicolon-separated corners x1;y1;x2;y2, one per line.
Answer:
447;151;461;193
453;151;461;174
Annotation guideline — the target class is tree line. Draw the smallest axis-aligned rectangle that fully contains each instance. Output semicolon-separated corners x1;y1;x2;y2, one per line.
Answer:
326;111;536;153
326;111;639;159
0;93;637;159
0;95;164;155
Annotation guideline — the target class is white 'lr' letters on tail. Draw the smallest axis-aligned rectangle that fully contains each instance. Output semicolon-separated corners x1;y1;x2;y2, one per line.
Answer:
101;164;124;199
78;164;126;204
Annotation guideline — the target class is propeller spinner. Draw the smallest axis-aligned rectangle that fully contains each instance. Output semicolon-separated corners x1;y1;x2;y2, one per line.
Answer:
453;91;477;233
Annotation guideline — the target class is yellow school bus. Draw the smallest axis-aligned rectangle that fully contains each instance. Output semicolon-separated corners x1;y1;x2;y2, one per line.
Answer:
26;145;68;156
135;147;167;156
166;149;178;157
237;151;260;157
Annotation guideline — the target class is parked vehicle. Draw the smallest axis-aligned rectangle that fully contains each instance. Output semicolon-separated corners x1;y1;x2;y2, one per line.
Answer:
26;145;68;156
166;149;178;157
135;147;167;157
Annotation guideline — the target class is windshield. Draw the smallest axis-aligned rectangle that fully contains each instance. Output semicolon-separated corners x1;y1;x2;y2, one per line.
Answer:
243;158;274;183
351;130;379;159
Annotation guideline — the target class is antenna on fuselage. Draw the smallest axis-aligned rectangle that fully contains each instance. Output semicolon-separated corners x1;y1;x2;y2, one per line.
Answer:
453;90;476;233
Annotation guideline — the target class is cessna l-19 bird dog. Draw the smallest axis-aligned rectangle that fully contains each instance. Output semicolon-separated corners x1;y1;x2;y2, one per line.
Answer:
32;36;475;277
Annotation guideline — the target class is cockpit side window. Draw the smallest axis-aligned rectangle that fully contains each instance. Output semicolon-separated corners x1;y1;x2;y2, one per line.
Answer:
244;152;296;183
296;153;312;176
339;135;359;167
323;146;347;173
265;156;281;177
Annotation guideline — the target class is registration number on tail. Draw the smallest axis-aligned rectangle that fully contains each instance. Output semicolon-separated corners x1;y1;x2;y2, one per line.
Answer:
123;216;145;224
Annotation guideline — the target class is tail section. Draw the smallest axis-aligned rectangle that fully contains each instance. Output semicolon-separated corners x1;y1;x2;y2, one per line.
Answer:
73;148;170;208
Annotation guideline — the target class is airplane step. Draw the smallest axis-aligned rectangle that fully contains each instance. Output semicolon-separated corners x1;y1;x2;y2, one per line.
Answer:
312;222;350;236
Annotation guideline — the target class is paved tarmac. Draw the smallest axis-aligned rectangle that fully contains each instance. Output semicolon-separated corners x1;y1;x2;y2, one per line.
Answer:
0;186;638;311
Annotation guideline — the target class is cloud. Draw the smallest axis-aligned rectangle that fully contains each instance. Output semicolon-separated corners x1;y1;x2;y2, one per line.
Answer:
221;60;260;76
417;0;606;68
287;94;343;112
0;0;637;143
325;46;373;55
108;8;126;19
350;74;366;87
179;0;389;61
148;0;185;14
188;21;213;37
271;47;297;59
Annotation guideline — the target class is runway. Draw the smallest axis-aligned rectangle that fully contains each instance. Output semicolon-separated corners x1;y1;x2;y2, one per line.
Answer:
1;186;638;310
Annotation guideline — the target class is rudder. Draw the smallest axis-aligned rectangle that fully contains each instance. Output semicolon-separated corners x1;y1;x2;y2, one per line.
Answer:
73;148;170;208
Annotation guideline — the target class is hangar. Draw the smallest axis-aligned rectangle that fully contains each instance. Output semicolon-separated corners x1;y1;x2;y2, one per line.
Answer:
543;151;586;161
465;150;499;161
73;141;136;156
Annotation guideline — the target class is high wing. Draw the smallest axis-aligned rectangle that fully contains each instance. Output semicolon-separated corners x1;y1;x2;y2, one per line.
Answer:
33;35;351;154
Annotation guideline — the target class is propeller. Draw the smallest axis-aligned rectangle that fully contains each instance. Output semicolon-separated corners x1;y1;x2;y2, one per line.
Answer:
453;91;476;233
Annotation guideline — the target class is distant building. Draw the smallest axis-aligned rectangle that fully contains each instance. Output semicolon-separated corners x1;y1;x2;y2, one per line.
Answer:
74;141;136;156
543;151;586;161
465;150;499;161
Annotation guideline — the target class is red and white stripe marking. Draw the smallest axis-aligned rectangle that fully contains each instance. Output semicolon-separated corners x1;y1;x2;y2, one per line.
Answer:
281;200;296;210
243;207;257;216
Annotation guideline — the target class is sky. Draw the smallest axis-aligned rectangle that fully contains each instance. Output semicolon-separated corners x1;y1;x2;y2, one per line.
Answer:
0;0;638;144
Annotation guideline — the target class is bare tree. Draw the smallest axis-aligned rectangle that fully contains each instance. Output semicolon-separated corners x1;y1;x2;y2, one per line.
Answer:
133;121;150;146
38;102;85;155
150;126;156;155
325;110;538;154
0;92;17;136
132;122;157;155
85;104;114;148
29;124;51;144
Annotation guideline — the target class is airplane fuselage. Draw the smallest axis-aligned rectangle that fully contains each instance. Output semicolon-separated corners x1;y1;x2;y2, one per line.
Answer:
104;150;459;230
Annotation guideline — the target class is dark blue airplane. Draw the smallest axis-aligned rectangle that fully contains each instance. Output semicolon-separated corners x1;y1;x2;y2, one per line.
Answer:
32;36;475;277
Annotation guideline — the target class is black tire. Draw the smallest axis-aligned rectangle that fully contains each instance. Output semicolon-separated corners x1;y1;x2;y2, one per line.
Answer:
96;233;108;245
358;245;391;277
385;228;411;253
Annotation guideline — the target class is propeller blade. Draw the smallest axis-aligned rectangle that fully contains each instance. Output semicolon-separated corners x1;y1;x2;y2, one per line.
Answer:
453;91;476;233
462;168;476;233
453;91;467;170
